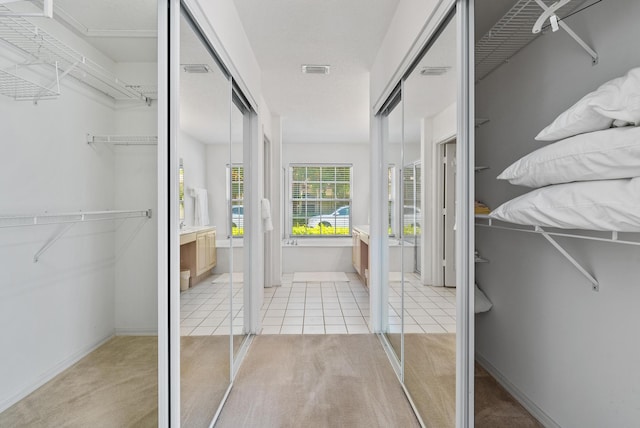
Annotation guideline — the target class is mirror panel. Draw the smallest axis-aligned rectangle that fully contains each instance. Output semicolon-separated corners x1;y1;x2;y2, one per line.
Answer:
402;14;458;424
383;97;404;364
179;12;231;426
230;97;246;356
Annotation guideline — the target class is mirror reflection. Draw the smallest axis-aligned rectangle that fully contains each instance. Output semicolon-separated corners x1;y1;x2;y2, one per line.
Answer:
230;98;247;356
178;12;231;426
402;14;458;425
384;96;404;363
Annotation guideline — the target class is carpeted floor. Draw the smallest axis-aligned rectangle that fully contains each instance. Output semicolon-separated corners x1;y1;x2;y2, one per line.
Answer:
215;334;420;428
403;333;542;428
0;336;159;428
0;335;232;428
181;335;230;427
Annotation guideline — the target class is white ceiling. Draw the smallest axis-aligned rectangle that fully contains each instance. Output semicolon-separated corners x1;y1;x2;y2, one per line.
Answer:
233;0;400;145
53;0;157;62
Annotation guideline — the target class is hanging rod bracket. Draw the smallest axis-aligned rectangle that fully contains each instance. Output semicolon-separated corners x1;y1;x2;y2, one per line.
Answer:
535;226;599;291
533;0;598;65
34;221;75;263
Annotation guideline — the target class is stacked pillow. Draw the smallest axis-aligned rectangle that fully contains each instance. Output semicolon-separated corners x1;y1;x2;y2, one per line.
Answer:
490;67;640;232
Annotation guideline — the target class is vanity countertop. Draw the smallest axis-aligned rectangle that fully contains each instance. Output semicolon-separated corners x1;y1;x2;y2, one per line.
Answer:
180;225;216;235
179;226;216;245
353;225;369;236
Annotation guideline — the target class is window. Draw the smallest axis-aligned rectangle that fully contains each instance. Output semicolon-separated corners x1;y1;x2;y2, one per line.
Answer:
228;164;244;236
290;164;352;236
388;165;396;236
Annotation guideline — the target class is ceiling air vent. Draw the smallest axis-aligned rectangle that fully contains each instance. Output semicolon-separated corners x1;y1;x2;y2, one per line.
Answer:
301;64;330;75
419;66;451;76
182;64;210;73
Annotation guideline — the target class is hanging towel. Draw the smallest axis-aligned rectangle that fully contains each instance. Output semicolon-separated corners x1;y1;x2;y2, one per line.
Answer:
194;188;209;226
261;198;273;232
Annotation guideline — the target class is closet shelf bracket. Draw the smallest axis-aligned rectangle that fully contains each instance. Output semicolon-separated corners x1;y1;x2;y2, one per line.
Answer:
476;215;640;292
87;134;158;146
0;210;151;262
535;226;599;291
533;0;598;65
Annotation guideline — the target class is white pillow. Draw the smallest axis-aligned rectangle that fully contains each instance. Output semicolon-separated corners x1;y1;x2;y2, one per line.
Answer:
489;178;640;232
475;284;492;314
536;67;640;141
498;127;640;188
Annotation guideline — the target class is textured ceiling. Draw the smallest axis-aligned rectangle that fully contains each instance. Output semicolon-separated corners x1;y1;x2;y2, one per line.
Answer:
233;0;400;144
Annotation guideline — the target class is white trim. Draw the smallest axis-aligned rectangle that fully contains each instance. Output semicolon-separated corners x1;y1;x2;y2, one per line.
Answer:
372;0;456;114
167;1;181;427
475;353;560;428
0;333;113;413
456;1;474;427
181;0;258;113
156;1;170;426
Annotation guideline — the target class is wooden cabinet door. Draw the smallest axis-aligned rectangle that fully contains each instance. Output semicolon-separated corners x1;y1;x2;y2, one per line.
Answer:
352;233;361;274
206;231;216;269
196;234;207;275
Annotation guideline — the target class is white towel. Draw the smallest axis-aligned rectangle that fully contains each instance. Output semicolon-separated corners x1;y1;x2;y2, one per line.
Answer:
261;198;273;232
194;188;209;226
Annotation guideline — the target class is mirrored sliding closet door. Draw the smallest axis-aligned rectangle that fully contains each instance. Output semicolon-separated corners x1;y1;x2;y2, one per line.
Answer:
178;10;231;426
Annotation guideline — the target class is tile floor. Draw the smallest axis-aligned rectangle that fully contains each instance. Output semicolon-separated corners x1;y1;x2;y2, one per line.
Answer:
180;276;244;336
180;272;456;336
259;272;370;335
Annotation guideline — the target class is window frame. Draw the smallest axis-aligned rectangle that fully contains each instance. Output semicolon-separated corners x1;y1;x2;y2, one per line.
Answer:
288;163;353;237
226;163;244;237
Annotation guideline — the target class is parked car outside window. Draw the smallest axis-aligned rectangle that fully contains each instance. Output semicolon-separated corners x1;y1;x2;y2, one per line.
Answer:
231;205;244;228
306;205;350;228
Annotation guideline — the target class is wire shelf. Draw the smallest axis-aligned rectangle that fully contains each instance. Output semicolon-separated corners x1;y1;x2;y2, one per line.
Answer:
475;0;583;82
0;209;152;229
0;67;58;100
0;6;151;104
87;134;158;146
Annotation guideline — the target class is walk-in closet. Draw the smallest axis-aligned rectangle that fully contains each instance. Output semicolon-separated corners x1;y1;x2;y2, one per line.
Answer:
474;0;640;425
0;0;159;425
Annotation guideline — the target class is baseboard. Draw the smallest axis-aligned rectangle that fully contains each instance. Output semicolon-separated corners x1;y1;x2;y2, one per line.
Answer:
0;332;114;414
475;353;561;428
114;328;158;336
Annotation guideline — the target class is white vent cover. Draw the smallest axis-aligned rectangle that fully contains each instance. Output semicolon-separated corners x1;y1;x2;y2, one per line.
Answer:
419;66;451;76
182;64;210;73
301;64;331;75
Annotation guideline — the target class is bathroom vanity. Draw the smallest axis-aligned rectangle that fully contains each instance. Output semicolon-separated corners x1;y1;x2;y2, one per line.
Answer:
180;226;217;286
352;225;369;288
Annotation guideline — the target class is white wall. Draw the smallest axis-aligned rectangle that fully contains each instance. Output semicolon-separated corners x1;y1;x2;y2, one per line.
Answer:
370;0;440;109
185;0;261;109
475;1;640;426
113;62;158;334
179;131;207;227
0;77;117;411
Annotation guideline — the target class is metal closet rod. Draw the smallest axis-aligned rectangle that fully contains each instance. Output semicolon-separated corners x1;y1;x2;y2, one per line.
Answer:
0;209;152;228
0;209;152;262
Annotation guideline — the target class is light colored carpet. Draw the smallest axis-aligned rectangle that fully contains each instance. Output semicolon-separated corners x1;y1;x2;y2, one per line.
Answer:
0;336;233;428
215;334;420;428
402;333;542;428
292;272;349;282
0;336;158;428
181;335;230;427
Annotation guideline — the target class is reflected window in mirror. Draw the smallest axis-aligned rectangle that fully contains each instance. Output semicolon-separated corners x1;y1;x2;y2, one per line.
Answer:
228;164;244;237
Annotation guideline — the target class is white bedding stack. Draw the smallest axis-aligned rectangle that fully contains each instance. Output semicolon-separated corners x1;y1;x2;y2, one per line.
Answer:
490;67;640;232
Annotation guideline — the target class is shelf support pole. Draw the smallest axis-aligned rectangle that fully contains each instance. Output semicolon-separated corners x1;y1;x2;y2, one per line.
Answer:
533;0;598;64
535;226;599;291
33;222;76;263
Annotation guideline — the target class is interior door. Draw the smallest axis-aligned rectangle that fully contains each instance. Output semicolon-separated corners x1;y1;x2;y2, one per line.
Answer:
443;141;456;287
